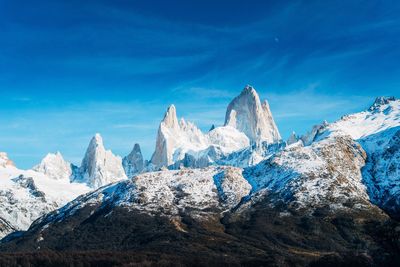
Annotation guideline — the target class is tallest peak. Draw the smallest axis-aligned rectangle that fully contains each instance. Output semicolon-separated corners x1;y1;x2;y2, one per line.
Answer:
90;133;104;146
225;85;281;143
242;85;257;95
162;104;179;129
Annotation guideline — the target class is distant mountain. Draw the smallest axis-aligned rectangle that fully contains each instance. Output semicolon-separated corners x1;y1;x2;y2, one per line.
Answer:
122;143;144;178
73;133;127;188
0;153;90;239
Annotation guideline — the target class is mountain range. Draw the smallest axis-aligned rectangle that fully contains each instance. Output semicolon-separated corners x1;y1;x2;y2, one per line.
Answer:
0;86;399;266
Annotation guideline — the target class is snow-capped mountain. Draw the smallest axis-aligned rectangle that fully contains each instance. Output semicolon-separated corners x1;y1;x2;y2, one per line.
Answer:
1;95;400;266
74;134;127;188
0;133;130;238
33;152;75;181
0;153;90;238
150;85;281;169
310;96;400;218
10;97;398;231
225;85;281;144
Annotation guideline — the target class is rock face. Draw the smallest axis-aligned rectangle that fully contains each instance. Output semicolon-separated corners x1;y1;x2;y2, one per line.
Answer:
224;85;281;144
213;167;252;208
76;134;127;188
33;152;74;181
286;131;299;145
150;105;209;169
244;135;371;211
300;120;329;146
303;96;400;218
361;127;400;218
123;144;144;178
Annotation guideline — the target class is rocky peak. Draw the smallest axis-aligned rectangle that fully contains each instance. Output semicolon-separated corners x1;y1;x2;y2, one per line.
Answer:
0;152;15;168
123;143;144;178
369;96;397;111
33;152;73;181
162;104;179;130
224;85;281;144
77;134;127;188
287;131;299;145
301;120;329;146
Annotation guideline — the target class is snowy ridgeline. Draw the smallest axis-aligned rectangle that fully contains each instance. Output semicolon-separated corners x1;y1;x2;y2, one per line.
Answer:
28;97;400;232
0;86;399;239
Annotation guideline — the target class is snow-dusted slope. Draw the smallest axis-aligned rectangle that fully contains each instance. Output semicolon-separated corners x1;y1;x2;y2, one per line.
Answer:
360;126;400;217
26;135;377;236
33;152;75;181
0;153;90;238
317;97;399;140
304;96;400;216
225;85;281;144
75;134;127;188
34;166;251;228
243;135;371;211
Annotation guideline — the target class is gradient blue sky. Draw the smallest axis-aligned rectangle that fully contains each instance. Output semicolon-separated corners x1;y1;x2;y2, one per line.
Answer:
1;0;399;168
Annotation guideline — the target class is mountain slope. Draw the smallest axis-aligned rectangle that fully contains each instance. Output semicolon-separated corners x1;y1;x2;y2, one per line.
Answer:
0;153;90;238
311;96;400;218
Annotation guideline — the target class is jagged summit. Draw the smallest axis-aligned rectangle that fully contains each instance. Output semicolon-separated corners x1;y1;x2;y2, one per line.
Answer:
224;85;281;144
76;134;127;188
150;105;209;169
287;131;299;145
369;96;397;111
149;85;281;169
33;152;73;181
123;143;144;178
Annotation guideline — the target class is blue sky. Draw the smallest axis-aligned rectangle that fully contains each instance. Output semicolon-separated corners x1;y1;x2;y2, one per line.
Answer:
0;0;399;168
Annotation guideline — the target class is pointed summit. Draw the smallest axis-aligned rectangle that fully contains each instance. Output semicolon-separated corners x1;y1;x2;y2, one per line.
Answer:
151;105;208;169
123;143;144;178
33;152;74;180
287;131;299;145
151;105;180;169
224;85;281;144
162;104;179;129
77;134;127;188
